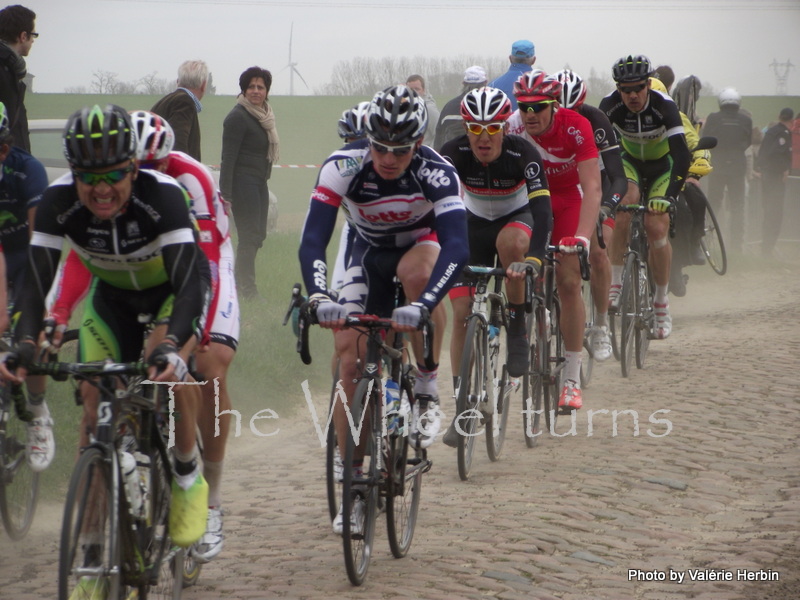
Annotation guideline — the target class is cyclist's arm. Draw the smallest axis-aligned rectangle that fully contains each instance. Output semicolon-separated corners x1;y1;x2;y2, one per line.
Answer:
14;241;61;344
298;191;339;298
576;157;602;241
520;142;552;262
49;249;92;326
599;144;627;212
162;239;207;347
665;132;691;200
417;201;469;310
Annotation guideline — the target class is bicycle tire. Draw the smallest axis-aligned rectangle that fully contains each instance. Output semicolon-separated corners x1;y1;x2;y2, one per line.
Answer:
485;323;511;461
546;296;563;428
59;446;122;600
341;377;379;586
456;318;485;481
609;305;621;361
325;363;342;521
386;375;421;558
635;261;653;370
580;282;595;388
0;389;40;540
700;194;727;275
620;254;637;378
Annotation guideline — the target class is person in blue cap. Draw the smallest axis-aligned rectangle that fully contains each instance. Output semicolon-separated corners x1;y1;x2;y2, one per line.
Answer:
489;39;536;110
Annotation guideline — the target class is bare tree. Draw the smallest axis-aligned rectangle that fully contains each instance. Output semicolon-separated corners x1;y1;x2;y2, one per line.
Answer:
139;71;173;95
64;85;88;94
91;70;120;94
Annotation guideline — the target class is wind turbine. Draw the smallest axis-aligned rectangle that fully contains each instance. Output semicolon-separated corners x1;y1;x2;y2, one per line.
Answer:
285;22;309;96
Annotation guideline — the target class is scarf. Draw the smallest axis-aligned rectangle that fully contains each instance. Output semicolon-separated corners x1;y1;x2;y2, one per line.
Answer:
236;95;280;164
0;41;26;79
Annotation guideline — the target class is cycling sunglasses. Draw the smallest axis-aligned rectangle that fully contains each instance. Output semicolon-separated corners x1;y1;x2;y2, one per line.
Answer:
465;122;505;136
369;138;416;156
617;82;648;94
73;163;136;186
518;100;555;114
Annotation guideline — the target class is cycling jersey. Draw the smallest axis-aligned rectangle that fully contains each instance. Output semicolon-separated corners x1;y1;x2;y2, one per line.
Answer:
599;89;691;199
15;169;206;348
439;133;552;261
575;104;627;212
299;140;468;310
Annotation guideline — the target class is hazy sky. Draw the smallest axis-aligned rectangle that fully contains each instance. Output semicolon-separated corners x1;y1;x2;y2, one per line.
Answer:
22;0;800;97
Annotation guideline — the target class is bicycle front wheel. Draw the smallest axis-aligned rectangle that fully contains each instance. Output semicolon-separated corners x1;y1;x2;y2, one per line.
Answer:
341;377;379;586
325;363;342;521
59;446;122;600
635;262;653;370
386;375;422;558
580;282;595;388
485;326;511;462
700;194;727;275
619;254;637;378
0;393;40;540
456;318;486;481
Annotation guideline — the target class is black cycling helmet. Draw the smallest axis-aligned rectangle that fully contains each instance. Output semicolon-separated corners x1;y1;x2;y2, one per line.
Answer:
366;85;427;144
612;55;653;84
337;101;370;141
63;104;136;169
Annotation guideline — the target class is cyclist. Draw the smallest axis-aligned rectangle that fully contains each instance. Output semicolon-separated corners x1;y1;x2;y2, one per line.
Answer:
598;55;691;338
330;101;370;296
47;110;236;564
0;105;210;587
0;101;52;470
438;86;551;445
552;69;627;362
507;70;602;411
298;85;468;534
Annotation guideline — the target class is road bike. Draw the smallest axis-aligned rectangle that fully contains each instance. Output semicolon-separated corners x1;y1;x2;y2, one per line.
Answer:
522;245;590;448
450;265;515;481
17;358;186;600
296;298;434;586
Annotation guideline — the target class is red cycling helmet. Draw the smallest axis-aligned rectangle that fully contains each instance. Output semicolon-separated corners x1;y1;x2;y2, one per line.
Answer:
513;69;562;103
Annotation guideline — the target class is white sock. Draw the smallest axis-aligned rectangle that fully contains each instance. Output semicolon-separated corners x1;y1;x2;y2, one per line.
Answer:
564;351;582;385
204;460;224;507
611;265;623;287
654;285;669;305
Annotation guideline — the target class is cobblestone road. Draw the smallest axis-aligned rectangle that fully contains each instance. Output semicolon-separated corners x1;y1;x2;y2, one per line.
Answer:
2;259;798;600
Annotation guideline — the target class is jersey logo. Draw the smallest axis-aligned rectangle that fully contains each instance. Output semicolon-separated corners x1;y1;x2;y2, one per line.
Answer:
567;126;585;145
127;221;140;237
88;237;106;249
524;162;541;180
335;157;362;177
595;130;607;145
416;166;451;188
357;207;413;223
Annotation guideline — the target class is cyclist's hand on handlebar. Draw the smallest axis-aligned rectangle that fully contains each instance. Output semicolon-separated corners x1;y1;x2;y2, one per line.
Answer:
41;317;67;355
311;293;347;329
599;204;614;223
147;341;189;382
507;257;541;280
648;196;673;214
0;340;35;384
391;302;428;332
558;235;590;255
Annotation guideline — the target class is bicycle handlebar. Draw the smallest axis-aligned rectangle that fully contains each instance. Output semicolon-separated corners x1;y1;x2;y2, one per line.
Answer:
547;243;591;282
616;203;677;238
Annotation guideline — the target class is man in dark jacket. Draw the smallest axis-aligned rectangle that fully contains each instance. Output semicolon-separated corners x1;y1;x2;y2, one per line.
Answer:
754;108;794;257
702;88;752;253
433;65;487;151
0;4;37;152
152;60;208;161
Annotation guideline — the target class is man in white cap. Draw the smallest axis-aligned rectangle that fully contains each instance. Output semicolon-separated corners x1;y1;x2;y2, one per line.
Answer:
489;39;536;110
434;65;487;150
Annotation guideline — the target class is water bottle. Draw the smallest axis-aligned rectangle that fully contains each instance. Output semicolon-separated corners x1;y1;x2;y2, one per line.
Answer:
134;452;151;522
119;451;143;517
384;379;400;435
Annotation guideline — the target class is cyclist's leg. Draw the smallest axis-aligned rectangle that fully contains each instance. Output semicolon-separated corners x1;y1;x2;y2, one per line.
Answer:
496;217;532;377
589;222;613;361
609;159;641;307
644;169;674;339
448;291;471;385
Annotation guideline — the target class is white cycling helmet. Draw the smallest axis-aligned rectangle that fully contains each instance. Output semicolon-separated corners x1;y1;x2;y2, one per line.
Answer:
553;69;587;109
460;87;512;122
337;101;370;141
129;110;175;162
718;88;741;108
366;85;428;144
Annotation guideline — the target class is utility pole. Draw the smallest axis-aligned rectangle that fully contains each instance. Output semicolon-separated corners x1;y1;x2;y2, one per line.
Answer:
770;59;794;95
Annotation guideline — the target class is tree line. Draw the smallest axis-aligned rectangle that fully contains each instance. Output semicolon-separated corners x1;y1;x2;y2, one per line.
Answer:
64;71;218;95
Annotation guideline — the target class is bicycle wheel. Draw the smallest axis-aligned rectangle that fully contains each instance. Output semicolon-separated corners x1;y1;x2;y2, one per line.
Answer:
619;254;637;378
580;282;595;388
0;389;40;540
386;375;421;559
456;318;486;481
485;322;511;461
341;377;379;586
325;363;342;521
59;446;122;600
700;194;727;275
635;261;653;370
546;296;563;428
609;305;621;361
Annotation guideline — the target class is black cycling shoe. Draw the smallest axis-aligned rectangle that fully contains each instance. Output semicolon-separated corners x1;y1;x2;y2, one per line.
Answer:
506;333;530;377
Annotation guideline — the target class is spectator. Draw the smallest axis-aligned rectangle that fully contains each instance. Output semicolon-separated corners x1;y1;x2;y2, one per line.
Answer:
434;65;487;151
489;39;536;110
754;107;794;258
220;66;279;299
0;4;36;152
406;74;439;146
151;60;208;160
701;88;752;253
